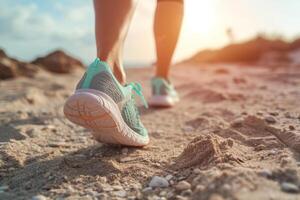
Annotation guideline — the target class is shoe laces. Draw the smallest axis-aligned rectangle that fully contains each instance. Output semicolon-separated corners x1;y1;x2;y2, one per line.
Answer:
128;82;148;108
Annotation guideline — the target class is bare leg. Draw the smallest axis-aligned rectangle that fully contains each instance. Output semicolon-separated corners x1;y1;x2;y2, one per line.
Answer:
154;0;184;79
94;0;138;84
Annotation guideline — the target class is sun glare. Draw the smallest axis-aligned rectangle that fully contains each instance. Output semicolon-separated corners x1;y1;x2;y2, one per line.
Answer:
184;0;217;34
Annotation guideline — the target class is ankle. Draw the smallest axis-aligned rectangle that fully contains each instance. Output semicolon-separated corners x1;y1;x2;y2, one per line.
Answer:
98;54;114;68
114;65;126;85
97;54;126;84
154;74;169;81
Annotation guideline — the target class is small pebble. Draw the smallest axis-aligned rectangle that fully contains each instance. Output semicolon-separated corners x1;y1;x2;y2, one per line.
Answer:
0;185;9;192
142;187;152;193
159;190;167;196
119;157;136;163
121;148;128;155
281;182;299;193
285;112;293;118
112;185;123;190
175;195;188;200
209;194;225;200
230;118;244;128
31;195;47;200
167;191;174;198
175;181;191;191
269;112;279;116
193;168;201;174
289;125;295;131
194;184;205;193
222;184;231;191
258;169;272;178
257;111;264;116
165;174;173;181
149;176;169;188
265;116;276;124
180;189;192;196
114;190;127;197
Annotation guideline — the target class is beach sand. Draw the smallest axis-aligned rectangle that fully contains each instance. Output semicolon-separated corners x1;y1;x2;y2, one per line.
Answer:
0;63;300;199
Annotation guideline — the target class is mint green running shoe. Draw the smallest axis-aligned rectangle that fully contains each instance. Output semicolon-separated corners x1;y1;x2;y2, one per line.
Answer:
63;58;149;146
149;77;179;107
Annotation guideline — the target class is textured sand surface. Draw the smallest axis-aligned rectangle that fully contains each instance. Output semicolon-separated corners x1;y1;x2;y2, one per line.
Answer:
0;63;300;200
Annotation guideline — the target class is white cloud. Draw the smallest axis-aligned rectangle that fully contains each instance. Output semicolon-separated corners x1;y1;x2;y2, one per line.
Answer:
0;1;95;63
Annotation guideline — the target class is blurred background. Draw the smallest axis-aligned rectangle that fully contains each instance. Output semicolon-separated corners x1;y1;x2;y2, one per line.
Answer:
1;0;300;66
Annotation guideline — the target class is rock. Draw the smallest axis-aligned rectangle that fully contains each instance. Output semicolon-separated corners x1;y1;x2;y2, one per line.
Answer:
66;185;75;194
167;191;175;198
25;128;39;138
165;174;173;181
119;157;138;163
222;184;231;191
121;148;128;155
97;193;109;199
288;125;295;131
175;195;188;200
159;190;167;196
193;168;201;174
230;118;244;128
180;189;192;196
285;112;293;118
264;116;276;124
281;182;299;193
0;185;9;193
258;169;272;178
269;111;279;116
32;50;84;73
98;176;107;183
112;185;123;190
48;142;70;148
85;188;99;197
175;181;191;191
209;194;224;200
114;190;127;197
102;184;113;192
32;195;47;200
142;187;152;193
256;111;264;116
194;184;205;193
149;176;169;188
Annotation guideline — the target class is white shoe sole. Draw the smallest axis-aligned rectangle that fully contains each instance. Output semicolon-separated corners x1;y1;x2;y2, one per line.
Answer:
148;95;179;107
63;89;149;147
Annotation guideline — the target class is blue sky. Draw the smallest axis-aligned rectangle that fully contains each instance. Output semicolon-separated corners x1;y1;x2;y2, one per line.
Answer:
1;0;300;66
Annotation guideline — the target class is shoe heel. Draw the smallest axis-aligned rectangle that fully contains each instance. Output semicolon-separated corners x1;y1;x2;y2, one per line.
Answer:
64;89;150;146
64;91;113;129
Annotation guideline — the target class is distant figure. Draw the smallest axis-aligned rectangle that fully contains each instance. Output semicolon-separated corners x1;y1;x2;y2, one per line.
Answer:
226;28;235;44
63;0;184;146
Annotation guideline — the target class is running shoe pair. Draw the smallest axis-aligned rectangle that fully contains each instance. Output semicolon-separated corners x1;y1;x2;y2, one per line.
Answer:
63;58;178;146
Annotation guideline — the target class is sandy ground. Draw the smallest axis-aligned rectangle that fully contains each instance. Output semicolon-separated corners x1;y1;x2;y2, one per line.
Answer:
0;63;300;200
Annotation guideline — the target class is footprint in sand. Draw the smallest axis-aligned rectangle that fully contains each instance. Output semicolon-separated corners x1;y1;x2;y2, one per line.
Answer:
184;87;227;103
229;115;300;153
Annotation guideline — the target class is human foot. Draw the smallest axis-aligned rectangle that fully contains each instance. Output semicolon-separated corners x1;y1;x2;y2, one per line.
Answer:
63;58;149;146
149;77;179;107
